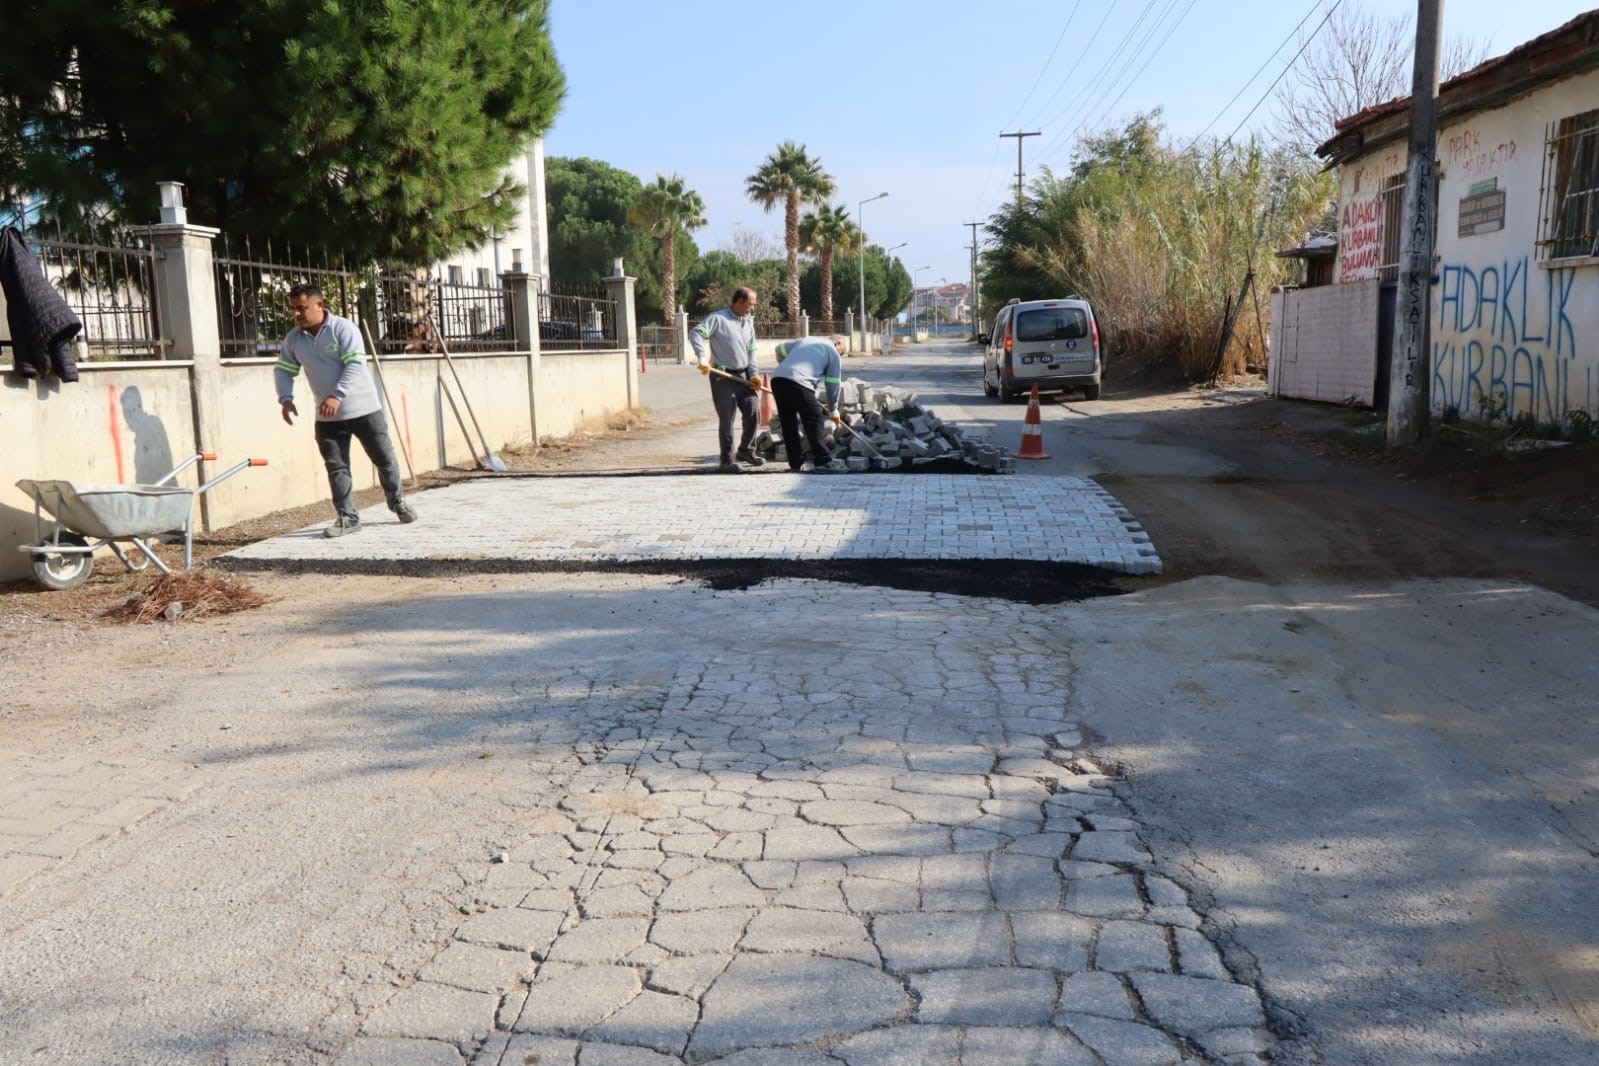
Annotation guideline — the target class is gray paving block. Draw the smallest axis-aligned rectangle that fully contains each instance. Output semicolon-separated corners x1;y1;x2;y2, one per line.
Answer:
650;908;755;955
958;1026;1098;1066
1094;920;1172;973
646;953;731;999
1174;926;1231;980
1011;911;1093;971
547;918;651;965
1063;873;1144;918
588;989;698;1054
333;1038;464;1066
419;941;534;992
579;1043;682;1065
454;907;565;956
872;912;1010;971
512;965;642;1034
1058;971;1137;1019
492;1035;579;1066
740;907;876;962
830;1024;962;1065
763;824;860;861
1070;831;1149;864
1055;1013;1183;1065
361;982;498;1043
910;967;1057;1025
800;799;913;825
1129;973;1266;1035
659;866;764;910
701;1051;837;1066
989;854;1063;910
688;956;908;1059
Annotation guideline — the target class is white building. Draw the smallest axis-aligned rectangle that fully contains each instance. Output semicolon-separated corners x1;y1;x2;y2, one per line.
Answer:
1272;11;1599;422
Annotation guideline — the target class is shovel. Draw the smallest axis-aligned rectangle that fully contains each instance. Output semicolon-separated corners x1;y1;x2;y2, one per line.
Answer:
831;415;886;460
359;321;419;488
701;364;770;392
427;320;508;472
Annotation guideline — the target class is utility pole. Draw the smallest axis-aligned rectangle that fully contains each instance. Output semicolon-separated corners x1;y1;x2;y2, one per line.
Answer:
1000;131;1041;206
1387;0;1443;446
963;221;982;338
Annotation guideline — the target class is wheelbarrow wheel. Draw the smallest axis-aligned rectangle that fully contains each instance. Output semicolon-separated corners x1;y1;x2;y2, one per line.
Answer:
31;533;92;591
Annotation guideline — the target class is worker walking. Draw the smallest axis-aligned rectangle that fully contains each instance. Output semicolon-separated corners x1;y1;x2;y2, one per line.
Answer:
276;283;416;538
690;287;762;473
769;335;849;473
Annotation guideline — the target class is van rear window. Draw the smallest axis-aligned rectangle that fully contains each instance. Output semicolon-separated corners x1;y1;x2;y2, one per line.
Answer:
1015;307;1088;341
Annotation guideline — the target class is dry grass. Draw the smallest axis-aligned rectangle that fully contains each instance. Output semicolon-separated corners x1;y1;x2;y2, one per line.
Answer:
103;571;270;624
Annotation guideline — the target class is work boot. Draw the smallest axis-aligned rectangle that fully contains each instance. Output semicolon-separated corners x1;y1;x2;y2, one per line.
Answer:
735;449;766;467
717;460;744;474
798;459;815;473
393;500;419;524
324;515;362;538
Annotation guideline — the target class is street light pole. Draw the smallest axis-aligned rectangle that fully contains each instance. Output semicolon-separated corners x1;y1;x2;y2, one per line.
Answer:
856;191;889;350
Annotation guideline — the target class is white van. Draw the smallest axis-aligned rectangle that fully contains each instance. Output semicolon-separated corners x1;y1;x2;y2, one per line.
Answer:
981;297;1103;402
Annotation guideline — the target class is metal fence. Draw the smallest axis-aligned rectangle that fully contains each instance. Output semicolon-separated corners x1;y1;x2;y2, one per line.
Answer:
753;320;803;340
375;271;508;353
214;240;363;356
639;324;681;362
26;233;165;360
538;285;617;350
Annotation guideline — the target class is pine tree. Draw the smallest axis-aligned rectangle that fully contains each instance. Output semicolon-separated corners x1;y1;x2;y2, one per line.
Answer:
0;0;564;266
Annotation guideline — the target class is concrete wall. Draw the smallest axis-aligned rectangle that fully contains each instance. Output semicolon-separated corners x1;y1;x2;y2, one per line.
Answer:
0;348;627;583
1330;66;1599;422
1269;282;1381;405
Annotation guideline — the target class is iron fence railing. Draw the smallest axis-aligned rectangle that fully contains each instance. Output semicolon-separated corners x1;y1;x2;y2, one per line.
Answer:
214;240;364;356
809;318;848;336
753;320;803;340
639;323;681;362
26;233;165;359
379;272;508;352
539;285;617;350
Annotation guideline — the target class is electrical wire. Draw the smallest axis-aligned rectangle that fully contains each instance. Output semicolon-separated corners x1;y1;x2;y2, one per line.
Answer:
1021;0;1120;131
1186;0;1337;148
1220;0;1345;146
999;0;1084;132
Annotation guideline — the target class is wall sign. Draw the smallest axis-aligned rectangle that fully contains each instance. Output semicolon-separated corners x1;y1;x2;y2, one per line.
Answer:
1458;178;1506;237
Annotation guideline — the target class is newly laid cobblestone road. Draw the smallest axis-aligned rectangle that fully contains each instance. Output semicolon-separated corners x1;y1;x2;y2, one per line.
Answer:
222;473;1162;575
332;586;1267;1065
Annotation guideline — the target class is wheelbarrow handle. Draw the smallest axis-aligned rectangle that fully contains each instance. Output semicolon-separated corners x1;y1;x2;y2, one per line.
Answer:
196;458;269;494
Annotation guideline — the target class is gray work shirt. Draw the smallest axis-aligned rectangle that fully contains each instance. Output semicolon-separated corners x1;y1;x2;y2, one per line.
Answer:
689;307;757;374
274;312;383;422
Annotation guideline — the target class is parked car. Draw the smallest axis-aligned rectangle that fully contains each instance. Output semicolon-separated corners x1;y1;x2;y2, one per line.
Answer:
980;297;1104;402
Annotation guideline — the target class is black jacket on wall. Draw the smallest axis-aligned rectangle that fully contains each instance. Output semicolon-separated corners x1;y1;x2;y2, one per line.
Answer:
1;226;82;382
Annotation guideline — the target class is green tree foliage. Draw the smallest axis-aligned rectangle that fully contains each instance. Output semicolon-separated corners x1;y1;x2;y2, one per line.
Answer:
0;0;565;266
979;112;1333;378
686;251;786;325
546;156;697;323
746;141;835;324
825;246;911;323
629;174;707;325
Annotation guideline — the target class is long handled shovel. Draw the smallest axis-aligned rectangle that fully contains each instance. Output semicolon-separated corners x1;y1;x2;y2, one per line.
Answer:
702;364;771;393
427;320;507;472
359;321;418;488
831;415;886;459
437;374;486;471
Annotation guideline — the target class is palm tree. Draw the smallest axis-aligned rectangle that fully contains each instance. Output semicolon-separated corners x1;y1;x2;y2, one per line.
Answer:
799;204;858;325
746;141;836;324
629;174;707;325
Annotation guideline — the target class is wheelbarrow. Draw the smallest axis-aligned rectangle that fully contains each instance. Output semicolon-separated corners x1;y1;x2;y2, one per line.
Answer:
15;453;268;591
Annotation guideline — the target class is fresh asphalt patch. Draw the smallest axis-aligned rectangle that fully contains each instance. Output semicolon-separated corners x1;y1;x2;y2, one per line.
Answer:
215;554;1137;604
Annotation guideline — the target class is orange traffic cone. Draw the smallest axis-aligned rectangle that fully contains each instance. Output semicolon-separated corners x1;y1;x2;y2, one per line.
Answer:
759;372;776;428
1014;383;1051;459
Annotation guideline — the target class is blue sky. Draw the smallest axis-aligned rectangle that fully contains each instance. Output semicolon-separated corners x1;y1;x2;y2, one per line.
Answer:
544;0;1593;293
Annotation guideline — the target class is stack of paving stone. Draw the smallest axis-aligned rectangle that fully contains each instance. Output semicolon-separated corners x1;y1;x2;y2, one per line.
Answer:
751;377;1017;473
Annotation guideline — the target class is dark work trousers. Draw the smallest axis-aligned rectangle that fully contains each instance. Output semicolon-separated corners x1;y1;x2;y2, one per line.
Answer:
771;377;830;470
710;372;759;462
314;409;405;520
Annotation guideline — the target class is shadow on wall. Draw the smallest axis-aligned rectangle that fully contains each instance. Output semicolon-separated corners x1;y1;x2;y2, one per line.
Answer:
119;386;175;485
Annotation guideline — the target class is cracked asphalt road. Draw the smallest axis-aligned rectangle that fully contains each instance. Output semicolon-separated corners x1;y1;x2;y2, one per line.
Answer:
2;342;1596;1065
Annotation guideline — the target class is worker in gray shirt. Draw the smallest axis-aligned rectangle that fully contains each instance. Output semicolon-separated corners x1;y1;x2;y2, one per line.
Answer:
276;283;416;537
769;335;849;473
689;286;763;472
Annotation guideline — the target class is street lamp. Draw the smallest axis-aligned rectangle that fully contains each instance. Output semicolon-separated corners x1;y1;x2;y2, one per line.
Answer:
913;265;931;337
856;191;888;349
